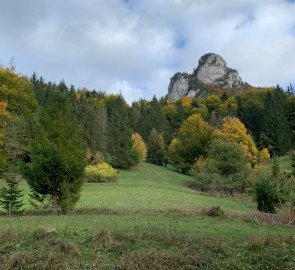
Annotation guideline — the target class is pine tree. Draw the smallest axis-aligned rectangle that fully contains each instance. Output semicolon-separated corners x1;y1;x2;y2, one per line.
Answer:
21;91;86;214
0;173;24;216
146;128;165;166
106;95;139;169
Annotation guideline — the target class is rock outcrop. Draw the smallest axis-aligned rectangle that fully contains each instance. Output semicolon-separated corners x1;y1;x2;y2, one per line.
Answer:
167;53;243;99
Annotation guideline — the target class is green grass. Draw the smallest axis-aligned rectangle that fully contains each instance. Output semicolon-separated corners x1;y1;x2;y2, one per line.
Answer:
1;161;295;269
276;155;293;173
77;162;251;212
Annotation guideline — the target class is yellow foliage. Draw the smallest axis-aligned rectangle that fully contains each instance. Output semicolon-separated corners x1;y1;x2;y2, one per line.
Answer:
132;133;147;160
219;96;237;114
258;148;270;164
215;117;258;167
163;104;177;119
85;162;118;182
0;101;8;116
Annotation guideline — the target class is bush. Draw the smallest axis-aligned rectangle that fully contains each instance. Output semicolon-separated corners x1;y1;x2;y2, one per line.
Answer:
252;171;279;213
207;139;248;177
85;163;118;183
188;172;245;195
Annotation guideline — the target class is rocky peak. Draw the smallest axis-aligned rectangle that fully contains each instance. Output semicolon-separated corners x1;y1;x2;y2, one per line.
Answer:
194;53;242;88
167;53;243;99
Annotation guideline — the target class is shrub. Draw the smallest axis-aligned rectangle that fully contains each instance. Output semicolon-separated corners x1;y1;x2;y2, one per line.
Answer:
85;163;118;183
188;172;245;195
207;139;248;177
207;206;224;217
252;171;279;213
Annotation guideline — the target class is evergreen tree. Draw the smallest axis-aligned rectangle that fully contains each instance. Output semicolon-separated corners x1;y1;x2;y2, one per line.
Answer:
236;95;265;144
106;95;139;169
146;128;165;166
263;87;292;154
149;96;169;142
286;96;295;145
0;173;24;216
291;153;295;177
21;91;86;214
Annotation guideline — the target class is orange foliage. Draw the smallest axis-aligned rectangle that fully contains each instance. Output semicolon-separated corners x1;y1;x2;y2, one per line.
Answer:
181;96;192;106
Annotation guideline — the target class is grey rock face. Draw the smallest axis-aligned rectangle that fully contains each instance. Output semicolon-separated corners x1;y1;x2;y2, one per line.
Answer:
167;73;189;100
195;53;243;88
167;53;243;99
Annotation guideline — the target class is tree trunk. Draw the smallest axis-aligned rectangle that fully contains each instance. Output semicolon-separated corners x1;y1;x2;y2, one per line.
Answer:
51;194;59;215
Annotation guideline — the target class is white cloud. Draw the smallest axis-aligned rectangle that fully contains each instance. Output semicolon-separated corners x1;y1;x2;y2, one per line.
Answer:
0;0;295;102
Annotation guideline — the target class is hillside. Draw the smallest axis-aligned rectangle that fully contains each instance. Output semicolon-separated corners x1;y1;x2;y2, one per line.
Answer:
1;163;295;269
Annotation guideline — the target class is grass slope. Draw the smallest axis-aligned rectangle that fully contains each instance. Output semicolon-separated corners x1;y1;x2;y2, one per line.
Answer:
77;162;250;212
0;162;294;269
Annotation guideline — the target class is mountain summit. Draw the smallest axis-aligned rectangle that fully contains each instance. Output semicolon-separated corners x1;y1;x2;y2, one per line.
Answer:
167;53;243;99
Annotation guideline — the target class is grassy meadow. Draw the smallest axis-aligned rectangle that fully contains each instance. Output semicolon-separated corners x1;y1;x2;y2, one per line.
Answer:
0;162;295;269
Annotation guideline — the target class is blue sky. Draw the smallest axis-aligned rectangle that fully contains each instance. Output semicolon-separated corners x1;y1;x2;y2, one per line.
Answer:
0;0;295;102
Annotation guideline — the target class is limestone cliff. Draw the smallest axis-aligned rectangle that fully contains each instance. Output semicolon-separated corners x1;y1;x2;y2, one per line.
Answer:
167;53;243;99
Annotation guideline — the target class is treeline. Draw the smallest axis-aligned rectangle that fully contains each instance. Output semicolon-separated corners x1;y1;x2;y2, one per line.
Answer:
0;65;294;215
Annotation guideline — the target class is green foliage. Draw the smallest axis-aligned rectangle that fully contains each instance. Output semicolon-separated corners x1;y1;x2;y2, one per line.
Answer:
236;94;265;144
168;114;213;173
0;174;24;215
263;87;292;154
189;171;247;194
146;128;165;166
292;153;295;176
252;171;279;213
21;91;86;214
106;95;139;169
28;189;51;210
85;163;118;183
131;96;169;143
73;91;107;154
207;139;248;176
286;96;295;144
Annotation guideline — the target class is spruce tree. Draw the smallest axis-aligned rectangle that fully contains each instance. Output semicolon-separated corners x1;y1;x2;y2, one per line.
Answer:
21;91;86;214
146;128;165;166
263;87;291;154
106;95;139;169
0;173;24;216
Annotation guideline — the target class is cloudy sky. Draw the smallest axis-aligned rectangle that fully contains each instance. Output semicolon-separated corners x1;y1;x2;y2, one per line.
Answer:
1;0;295;102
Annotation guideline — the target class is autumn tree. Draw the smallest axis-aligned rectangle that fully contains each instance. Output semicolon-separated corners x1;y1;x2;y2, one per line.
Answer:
132;133;147;160
215;117;258;167
167;114;213;173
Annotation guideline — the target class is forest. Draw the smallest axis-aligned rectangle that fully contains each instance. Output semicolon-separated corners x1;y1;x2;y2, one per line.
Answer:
0;64;295;216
